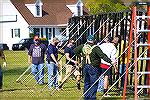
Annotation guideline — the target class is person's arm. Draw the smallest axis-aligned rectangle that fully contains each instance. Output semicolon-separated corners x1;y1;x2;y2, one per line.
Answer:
110;48;118;73
95;46;112;63
1;50;6;67
1;50;6;62
28;45;33;64
47;45;59;65
65;53;77;64
28;55;32;64
73;44;84;56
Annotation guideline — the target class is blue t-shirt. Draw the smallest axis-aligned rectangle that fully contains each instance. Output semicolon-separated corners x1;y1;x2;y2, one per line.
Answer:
28;43;47;65
64;45;76;65
46;44;58;63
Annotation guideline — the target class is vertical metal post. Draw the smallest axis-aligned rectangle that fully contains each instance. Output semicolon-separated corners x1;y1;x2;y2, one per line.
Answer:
147;4;150;98
133;5;138;100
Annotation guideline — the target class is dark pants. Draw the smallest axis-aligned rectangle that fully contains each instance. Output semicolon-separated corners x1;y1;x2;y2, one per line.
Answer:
83;64;100;100
0;65;2;89
119;64;126;89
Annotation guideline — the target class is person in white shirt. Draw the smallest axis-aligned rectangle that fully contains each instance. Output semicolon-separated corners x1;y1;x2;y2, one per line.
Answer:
99;36;118;96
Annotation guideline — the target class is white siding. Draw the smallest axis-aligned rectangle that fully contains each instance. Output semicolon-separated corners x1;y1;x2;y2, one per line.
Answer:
0;0;29;50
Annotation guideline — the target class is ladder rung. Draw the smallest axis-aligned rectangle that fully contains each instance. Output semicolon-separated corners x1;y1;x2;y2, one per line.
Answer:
137;30;150;32
137;72;150;74
130;58;150;60
137;85;150;88
138;57;150;60
135;2;150;6
136;16;150;19
137;44;150;47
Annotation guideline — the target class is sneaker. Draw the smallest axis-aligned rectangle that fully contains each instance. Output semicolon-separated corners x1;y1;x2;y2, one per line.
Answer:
104;94;111;97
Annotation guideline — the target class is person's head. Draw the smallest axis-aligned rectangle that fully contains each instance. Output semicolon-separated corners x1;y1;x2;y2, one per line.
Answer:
104;36;112;43
34;36;40;45
52;37;60;46
87;35;95;44
111;36;119;46
68;39;74;45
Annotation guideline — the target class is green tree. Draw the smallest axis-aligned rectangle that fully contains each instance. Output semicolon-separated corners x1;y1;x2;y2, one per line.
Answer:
83;0;128;14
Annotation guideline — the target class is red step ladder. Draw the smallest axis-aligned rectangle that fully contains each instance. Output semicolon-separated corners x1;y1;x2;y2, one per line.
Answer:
123;2;150;100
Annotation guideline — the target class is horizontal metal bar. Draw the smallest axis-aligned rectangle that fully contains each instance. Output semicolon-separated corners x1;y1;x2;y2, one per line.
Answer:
137;30;150;32
137;43;150;47
138;57;150;60
137;72;150;74
136;16;150;19
130;57;150;60
137;85;150;88
135;2;150;6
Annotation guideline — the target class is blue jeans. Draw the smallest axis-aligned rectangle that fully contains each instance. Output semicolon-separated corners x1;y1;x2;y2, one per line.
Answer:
83;64;100;100
46;62;58;89
31;63;44;84
0;65;2;89
97;74;104;92
119;64;126;88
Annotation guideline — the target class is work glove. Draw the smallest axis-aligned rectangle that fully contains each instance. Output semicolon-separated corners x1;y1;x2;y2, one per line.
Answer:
3;62;7;67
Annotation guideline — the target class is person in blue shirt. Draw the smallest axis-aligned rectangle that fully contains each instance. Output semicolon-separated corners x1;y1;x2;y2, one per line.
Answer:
46;37;60;90
59;39;81;90
28;36;47;85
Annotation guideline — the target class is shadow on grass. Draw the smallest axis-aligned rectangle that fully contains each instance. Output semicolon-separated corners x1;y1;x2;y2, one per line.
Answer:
3;67;30;75
0;87;34;92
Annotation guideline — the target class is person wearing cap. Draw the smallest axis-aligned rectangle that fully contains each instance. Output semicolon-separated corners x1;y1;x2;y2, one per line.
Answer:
74;35;112;100
46;37;60;90
28;36;47;85
59;39;81;90
98;36;118;96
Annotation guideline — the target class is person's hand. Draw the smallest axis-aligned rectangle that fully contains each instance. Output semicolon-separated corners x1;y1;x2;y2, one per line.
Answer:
114;67;118;74
56;61;61;67
72;60;77;65
28;60;31;64
3;62;6;67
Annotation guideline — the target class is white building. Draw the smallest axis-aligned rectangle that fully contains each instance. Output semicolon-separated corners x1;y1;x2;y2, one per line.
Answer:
0;0;88;50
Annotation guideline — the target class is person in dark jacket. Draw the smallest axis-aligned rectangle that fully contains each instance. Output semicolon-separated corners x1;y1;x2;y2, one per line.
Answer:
0;49;6;89
74;35;112;100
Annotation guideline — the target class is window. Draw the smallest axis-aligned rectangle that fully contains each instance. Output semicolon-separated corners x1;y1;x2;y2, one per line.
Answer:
11;28;20;38
36;5;40;16
77;6;81;16
14;29;20;37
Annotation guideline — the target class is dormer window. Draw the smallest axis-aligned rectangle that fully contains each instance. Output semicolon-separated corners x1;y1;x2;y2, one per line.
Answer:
76;0;83;16
36;5;40;16
25;0;43;17
77;5;81;16
66;0;83;17
35;0;43;17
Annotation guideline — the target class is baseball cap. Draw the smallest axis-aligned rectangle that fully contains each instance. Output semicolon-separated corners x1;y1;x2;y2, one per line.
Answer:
87;35;95;41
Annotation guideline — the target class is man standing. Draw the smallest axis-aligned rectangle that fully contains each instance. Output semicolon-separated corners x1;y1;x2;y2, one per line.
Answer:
46;37;60;90
0;49;6;89
59;39;81;90
74;35;112;100
28;36;47;84
99;37;118;96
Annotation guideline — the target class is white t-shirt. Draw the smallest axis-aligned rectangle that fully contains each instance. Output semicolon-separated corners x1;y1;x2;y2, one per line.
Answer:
99;43;117;65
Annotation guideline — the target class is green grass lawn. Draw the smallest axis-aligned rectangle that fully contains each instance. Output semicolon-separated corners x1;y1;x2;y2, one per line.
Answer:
0;50;148;100
0;50;85;100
